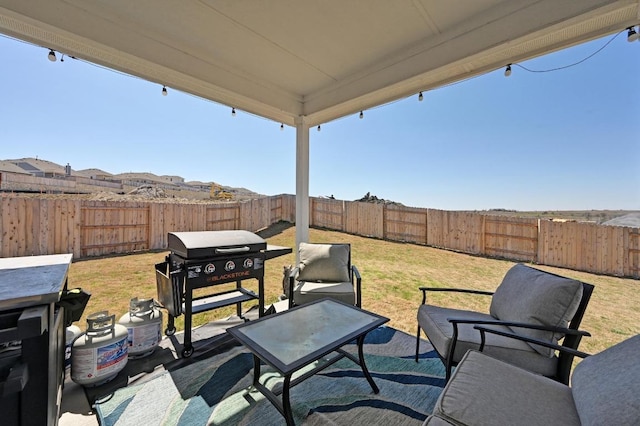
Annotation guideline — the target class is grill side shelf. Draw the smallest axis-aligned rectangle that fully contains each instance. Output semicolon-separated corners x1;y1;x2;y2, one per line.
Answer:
155;261;184;316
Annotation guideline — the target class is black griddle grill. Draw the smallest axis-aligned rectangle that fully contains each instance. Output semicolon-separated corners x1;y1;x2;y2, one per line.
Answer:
155;230;270;358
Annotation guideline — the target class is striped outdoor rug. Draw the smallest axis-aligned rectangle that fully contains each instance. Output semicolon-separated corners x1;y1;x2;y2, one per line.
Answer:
95;326;445;425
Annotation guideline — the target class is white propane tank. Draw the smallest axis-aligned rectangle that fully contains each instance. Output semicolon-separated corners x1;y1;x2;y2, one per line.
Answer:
65;325;82;372
71;311;128;387
118;297;163;359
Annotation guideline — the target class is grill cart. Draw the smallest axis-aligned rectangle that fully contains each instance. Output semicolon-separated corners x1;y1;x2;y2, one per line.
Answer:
155;230;290;357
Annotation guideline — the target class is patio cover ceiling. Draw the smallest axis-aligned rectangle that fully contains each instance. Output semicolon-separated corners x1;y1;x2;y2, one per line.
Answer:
0;0;638;128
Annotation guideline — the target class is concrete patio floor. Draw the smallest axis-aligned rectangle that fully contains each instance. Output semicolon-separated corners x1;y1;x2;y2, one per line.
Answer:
58;308;261;426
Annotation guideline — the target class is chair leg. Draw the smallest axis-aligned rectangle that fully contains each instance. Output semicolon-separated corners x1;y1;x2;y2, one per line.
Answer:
444;325;460;381
417;324;452;380
444;345;456;381
415;325;422;362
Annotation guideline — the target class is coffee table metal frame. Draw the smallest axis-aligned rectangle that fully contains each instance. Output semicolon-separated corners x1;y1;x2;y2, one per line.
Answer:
227;298;389;425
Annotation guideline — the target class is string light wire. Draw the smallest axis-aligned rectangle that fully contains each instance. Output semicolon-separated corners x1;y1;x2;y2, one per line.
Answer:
512;30;622;73
0;27;631;131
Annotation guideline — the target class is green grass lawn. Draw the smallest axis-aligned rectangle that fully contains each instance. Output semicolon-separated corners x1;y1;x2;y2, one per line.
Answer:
69;223;639;357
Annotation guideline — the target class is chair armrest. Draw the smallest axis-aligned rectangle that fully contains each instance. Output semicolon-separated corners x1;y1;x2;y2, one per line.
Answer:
352;265;362;307
445;318;591;374
418;287;493;305
474;325;591;359
448;318;592;337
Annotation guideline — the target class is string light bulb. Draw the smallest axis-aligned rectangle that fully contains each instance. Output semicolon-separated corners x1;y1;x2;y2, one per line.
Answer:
161;86;168;96
317;125;321;132
48;49;56;62
359;111;364;119
504;64;512;77
627;27;639;42
418;92;423;101
231;107;236;117
280;123;284;131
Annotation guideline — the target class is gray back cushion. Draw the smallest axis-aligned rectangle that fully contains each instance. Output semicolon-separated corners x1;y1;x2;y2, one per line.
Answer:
489;264;583;356
297;243;351;283
571;335;640;426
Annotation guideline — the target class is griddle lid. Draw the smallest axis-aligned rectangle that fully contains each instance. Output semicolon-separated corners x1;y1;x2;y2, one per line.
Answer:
167;230;266;259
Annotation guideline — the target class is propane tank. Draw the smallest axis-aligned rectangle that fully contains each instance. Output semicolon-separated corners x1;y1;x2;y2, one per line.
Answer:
65;325;82;373
71;311;128;387
118;297;163;359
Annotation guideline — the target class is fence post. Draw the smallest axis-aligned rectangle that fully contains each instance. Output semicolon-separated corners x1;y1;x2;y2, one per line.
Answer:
480;214;486;257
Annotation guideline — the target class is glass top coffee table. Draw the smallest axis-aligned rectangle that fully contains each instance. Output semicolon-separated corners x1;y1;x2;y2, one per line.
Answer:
227;298;389;425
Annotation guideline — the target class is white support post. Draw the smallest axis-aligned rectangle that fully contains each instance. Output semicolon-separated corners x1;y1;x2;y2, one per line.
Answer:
295;116;310;263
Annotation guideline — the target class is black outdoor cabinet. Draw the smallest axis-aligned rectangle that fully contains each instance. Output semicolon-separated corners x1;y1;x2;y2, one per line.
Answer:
0;254;73;426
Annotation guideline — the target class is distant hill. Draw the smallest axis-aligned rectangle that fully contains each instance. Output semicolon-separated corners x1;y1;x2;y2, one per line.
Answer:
0;157;264;202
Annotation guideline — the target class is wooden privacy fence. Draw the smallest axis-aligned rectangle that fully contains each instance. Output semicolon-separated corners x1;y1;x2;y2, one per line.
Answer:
305;197;639;278
0;194;637;278
0;196;282;259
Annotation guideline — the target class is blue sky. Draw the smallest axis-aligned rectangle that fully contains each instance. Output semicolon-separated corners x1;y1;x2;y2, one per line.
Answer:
1;31;639;211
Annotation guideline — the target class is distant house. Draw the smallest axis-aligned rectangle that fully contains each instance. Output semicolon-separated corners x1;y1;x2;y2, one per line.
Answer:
0;160;31;175
77;168;116;181
162;175;184;184
93;173;114;181
4;158;68;178
41;170;69;179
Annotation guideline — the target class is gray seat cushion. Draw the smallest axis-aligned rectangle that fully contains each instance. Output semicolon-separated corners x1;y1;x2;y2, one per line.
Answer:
297;242;351;282
418;305;495;362
432;350;581;426
418;305;558;376
571;334;640;426
490;264;583;357
292;280;355;306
